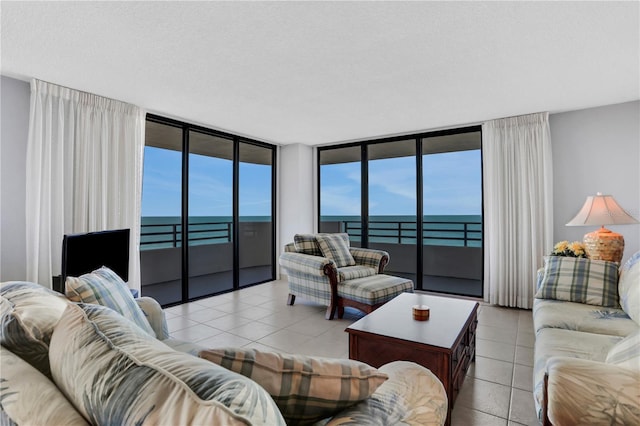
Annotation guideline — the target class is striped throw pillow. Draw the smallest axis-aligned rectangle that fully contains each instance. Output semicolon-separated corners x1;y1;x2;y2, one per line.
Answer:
65;266;156;337
535;256;620;307
316;233;356;267
199;348;388;425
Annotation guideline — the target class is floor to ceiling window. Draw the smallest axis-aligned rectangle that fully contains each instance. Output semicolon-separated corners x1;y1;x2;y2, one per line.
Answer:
318;145;362;246
238;141;275;287
368;140;417;282
140;115;276;306
318;126;483;298
422;131;483;297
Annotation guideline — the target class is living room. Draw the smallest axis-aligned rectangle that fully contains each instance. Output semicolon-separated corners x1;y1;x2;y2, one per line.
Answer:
1;2;639;425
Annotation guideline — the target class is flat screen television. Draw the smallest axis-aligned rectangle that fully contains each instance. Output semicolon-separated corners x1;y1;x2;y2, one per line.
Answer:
61;228;130;283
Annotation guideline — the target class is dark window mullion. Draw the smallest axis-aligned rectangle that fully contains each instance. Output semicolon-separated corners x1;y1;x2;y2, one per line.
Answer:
181;125;189;303
361;144;369;248
416;138;423;291
232;138;240;290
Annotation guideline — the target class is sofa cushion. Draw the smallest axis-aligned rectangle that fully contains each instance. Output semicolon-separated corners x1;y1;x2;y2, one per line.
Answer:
532;298;637;337
293;234;323;256
0;281;70;378
65;266;156;337
535;256;620;307
619;251;640;325
316;233;356;267
532;327;622;421
198;348;388;425
0;346;89;425
337;265;377;282
606;330;640;370
49;303;285;426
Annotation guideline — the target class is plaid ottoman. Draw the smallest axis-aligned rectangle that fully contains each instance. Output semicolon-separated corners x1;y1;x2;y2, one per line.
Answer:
337;274;414;318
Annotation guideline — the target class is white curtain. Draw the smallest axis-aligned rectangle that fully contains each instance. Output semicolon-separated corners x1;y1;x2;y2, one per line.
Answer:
26;79;145;290
482;112;553;309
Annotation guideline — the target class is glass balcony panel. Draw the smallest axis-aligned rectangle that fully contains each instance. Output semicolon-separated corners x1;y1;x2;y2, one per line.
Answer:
188;130;234;298
239;142;274;287
140;120;183;305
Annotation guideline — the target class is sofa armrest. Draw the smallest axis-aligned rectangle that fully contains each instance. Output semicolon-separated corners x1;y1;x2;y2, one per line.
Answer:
279;252;336;277
349;247;390;273
544;356;640;426
323;361;447;426
135;296;169;340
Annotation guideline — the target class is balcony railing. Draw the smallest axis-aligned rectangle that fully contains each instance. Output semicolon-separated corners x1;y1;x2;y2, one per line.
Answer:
342;219;482;247
141;221;232;249
141;218;481;250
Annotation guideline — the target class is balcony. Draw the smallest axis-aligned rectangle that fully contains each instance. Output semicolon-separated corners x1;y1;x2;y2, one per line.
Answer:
140;217;482;304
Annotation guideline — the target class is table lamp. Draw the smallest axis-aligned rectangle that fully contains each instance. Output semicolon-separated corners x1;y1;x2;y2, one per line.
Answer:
566;193;639;263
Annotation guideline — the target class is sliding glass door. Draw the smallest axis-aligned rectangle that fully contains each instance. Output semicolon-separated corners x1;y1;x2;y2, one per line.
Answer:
422;131;483;297
140;120;183;305
317;126;483;298
368;140;417;282
238;141;274;287
140;116;276;305
319;145;362;246
188;131;234;298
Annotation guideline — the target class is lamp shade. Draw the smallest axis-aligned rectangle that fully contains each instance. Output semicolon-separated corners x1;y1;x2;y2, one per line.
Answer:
566;193;639;226
566;193;638;263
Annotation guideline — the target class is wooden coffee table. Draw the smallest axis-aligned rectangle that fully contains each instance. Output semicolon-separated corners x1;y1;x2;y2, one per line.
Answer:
346;292;479;426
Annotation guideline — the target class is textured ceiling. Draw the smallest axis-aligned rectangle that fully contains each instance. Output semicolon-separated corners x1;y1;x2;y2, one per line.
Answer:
2;1;638;146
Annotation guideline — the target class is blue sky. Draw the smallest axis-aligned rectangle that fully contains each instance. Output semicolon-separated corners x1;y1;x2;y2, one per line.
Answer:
141;147;272;217
142;147;481;218
321;150;482;216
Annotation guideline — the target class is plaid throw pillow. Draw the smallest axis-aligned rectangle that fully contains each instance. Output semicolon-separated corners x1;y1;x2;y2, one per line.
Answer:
316;233;355;267
65;266;156;337
199;348;388;425
535;256;620;307
293;234;323;256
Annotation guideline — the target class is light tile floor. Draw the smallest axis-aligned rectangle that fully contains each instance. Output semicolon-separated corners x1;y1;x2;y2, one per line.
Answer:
163;279;539;425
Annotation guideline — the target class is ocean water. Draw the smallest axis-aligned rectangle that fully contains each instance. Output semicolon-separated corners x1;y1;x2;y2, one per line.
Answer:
141;215;481;249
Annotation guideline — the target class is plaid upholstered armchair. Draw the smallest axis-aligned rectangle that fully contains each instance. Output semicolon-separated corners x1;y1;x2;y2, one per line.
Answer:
279;233;391;320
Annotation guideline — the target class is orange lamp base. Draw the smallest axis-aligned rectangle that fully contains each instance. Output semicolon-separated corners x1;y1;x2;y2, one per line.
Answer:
583;227;624;264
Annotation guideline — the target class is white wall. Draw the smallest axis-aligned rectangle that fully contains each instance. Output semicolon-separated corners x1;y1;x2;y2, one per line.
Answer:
277;143;315;274
0;76;29;281
550;101;640;264
2;73;638;280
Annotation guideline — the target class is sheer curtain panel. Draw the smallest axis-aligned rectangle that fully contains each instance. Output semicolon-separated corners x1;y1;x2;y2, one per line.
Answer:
482;112;553;308
26;79;145;290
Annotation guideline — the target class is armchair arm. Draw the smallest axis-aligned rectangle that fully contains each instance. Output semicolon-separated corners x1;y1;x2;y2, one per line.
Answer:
544;356;640;426
135;296;170;340
349;247;390;273
279;252;336;277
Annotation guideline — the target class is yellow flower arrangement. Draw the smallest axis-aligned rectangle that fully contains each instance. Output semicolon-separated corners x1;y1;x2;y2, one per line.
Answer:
551;240;587;258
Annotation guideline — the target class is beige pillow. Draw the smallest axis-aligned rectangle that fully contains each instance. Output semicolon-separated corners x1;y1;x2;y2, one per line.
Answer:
0;281;70;378
49;303;285;426
0;346;88;425
199;347;388;425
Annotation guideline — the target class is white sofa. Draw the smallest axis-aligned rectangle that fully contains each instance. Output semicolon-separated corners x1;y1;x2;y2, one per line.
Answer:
532;251;640;425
